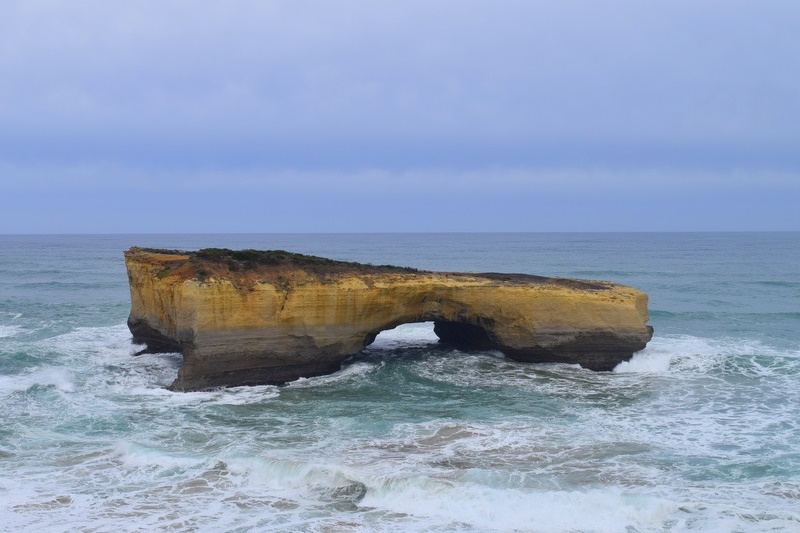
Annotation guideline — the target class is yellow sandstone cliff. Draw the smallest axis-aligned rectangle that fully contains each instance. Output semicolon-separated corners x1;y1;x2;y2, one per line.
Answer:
125;247;653;391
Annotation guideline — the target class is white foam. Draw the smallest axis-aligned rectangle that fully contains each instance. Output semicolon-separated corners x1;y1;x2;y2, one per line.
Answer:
613;348;674;373
40;324;184;390
288;361;380;388
615;334;799;374
130;383;280;406
227;457;364;494
40;367;76;392
612;335;699;373
410;352;543;389
0;324;24;338
40;323;135;355
235;455;664;533
114;441;203;470
362;479;675;532
5;319;799;532
0;366;75;395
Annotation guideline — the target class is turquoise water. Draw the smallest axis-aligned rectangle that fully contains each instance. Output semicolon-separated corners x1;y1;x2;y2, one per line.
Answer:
1;233;799;532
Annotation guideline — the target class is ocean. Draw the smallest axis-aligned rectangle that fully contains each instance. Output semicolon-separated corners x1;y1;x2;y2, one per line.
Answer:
0;233;798;532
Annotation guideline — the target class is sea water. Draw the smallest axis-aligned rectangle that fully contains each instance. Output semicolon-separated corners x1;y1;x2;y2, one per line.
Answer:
0;233;798;532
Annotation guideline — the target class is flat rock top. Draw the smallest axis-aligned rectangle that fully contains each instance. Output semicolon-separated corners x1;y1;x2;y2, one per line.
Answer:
125;247;613;292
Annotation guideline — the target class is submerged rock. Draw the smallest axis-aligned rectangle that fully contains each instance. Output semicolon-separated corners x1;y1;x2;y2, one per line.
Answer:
125;247;653;391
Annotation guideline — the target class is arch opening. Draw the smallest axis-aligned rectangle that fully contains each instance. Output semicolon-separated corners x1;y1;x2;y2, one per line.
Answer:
367;321;440;350
364;319;499;353
432;320;497;351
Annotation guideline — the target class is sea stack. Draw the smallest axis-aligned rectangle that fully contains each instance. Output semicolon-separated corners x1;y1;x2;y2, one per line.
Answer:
125;247;653;391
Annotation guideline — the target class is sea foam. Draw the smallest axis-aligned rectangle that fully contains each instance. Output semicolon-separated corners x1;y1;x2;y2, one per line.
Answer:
0;324;24;338
0;366;75;396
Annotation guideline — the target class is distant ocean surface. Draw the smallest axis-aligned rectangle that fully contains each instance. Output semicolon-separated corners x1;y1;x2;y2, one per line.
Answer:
1;233;799;533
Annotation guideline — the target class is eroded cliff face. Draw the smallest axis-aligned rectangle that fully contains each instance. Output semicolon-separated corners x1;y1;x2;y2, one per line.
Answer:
125;247;653;391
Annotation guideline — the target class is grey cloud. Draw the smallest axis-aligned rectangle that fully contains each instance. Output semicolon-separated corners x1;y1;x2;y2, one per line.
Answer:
2;0;799;151
2;160;797;195
1;1;799;233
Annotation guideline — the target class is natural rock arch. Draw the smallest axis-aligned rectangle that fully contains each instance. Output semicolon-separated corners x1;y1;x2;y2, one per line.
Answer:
125;248;653;391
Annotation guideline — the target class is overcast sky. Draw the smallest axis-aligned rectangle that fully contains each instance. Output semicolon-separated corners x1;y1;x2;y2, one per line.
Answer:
1;0;798;232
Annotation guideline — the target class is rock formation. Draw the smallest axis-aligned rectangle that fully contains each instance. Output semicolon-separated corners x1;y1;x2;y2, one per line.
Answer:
125;247;653;391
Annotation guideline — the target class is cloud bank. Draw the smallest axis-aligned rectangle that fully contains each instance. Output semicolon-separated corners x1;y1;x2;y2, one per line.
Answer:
1;1;798;231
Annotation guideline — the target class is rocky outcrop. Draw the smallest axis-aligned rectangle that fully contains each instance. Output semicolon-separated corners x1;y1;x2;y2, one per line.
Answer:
125;247;653;391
